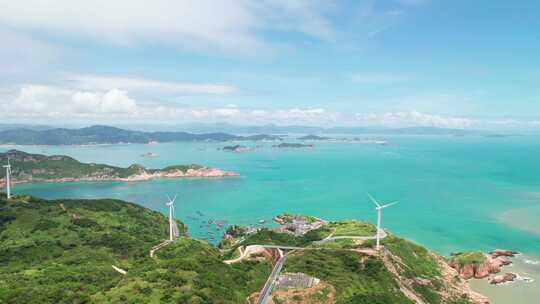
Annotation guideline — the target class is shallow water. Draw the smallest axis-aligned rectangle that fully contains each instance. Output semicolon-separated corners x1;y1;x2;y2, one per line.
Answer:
2;135;540;302
470;254;540;304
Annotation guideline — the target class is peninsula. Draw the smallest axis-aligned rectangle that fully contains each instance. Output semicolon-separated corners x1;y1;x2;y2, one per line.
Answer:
0;150;238;185
0;194;493;304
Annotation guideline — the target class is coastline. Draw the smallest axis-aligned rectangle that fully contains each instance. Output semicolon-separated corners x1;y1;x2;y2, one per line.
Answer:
1;167;239;186
469;254;540;304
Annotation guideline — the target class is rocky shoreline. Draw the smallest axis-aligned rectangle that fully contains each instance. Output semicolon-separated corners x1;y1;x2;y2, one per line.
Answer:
2;167;239;185
449;249;520;286
1;149;239;186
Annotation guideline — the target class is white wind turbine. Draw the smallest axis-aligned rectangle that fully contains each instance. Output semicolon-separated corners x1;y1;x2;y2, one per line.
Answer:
3;158;12;199
367;193;398;251
166;194;179;241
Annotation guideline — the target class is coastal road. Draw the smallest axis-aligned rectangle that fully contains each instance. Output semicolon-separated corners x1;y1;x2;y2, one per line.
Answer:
236;230;390;303
315;230;387;244
149;240;171;257
256;253;287;304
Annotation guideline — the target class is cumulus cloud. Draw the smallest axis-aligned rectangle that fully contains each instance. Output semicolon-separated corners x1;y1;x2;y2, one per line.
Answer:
3;85;138;118
2;83;537;129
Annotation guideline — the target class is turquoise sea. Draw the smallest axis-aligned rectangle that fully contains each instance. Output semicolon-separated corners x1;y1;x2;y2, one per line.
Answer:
2;135;540;303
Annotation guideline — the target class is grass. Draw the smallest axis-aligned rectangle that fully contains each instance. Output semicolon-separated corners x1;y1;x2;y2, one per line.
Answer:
0;195;171;303
0;194;268;304
450;251;486;267
94;237;271;303
0;194;477;304
382;235;442;280
283;250;414;304
328;221;377;237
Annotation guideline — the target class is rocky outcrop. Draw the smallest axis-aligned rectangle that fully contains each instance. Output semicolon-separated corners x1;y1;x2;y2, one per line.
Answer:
120;167;239;181
490;249;519;259
489;272;517;285
436;254;491;304
448;250;517;280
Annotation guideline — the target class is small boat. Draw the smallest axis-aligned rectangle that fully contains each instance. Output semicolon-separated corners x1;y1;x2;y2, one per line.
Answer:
258;219;266;224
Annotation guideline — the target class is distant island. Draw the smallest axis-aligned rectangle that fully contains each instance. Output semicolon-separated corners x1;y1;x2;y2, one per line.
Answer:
152;123;503;137
222;145;250;152
297;134;331;140
0;150;238;185
273;143;314;148
0;194;498;304
0;125;282;145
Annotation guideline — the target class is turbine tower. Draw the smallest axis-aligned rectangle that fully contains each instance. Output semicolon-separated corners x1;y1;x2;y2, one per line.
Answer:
3;158;11;199
166;194;179;241
367;193;398;251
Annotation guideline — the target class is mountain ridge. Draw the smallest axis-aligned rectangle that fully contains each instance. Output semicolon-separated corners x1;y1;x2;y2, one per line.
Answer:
0;125;282;145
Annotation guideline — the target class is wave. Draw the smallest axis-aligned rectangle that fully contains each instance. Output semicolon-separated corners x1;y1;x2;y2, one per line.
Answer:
523;259;540;266
515;273;535;283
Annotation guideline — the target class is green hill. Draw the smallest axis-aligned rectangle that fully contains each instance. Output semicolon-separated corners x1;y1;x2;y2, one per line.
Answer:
0;150;236;185
0;194;487;304
0;125;282;145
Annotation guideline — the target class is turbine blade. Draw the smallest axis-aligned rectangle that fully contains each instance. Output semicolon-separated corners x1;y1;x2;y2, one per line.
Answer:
367;192;381;208
172;194;178;204
381;201;398;209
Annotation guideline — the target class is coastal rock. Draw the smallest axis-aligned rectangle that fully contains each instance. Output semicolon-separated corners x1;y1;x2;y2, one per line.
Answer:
489;273;517;285
490;249;519;259
448;252;514;279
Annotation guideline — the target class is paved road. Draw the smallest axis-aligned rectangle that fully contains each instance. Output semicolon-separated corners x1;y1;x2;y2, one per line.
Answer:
149;240;171;257
256;253;287;304
245;230;389;303
315;230;387;244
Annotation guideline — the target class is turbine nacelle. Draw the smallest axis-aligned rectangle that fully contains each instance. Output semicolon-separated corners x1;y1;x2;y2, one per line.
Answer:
166;194;177;206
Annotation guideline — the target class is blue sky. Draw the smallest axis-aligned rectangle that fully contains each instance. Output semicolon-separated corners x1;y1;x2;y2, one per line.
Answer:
0;0;539;129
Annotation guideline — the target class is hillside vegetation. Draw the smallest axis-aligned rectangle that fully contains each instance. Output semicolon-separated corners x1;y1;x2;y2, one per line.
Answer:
0;195;486;304
0;150;233;184
0;194;269;304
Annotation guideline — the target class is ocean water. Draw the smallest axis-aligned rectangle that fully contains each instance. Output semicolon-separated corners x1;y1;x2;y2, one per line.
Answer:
2;135;540;303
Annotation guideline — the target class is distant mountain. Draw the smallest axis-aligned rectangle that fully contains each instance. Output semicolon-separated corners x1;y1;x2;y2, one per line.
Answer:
0;125;282;145
157;123;499;137
0;124;53;132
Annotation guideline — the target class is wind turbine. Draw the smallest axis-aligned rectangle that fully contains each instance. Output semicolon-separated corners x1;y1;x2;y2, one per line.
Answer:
367;193;398;251
3;158;11;199
166;194;178;241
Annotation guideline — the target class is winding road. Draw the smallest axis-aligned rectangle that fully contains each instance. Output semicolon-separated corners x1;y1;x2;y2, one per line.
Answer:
250;230;388;303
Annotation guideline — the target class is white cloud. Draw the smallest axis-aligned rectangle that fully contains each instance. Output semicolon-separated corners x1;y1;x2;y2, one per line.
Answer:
0;0;336;53
3;85;138;117
355;111;474;129
2;84;538;130
66;74;237;95
350;73;412;84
